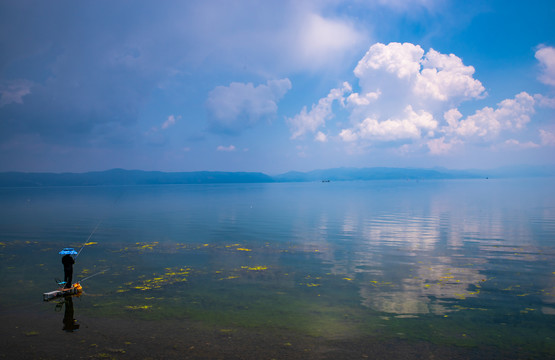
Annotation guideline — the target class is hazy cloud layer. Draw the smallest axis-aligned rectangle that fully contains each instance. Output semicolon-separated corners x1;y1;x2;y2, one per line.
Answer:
0;79;33;107
207;79;291;133
0;1;360;146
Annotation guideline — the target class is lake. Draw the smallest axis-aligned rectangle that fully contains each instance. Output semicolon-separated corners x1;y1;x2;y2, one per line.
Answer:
0;179;554;359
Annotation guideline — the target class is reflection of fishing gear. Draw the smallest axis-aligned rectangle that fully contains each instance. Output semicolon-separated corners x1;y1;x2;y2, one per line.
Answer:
79;268;109;283
54;300;64;312
76;219;102;259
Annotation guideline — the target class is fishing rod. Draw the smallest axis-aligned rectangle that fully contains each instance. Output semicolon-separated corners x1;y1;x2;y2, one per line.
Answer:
79;268;110;283
54;268;109;286
74;189;126;259
75;218;102;259
72;187;129;260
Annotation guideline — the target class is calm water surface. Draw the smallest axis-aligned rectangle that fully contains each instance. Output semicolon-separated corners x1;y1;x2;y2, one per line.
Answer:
0;179;554;359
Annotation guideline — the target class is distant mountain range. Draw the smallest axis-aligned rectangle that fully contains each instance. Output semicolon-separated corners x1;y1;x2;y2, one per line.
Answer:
0;169;273;187
0;166;554;187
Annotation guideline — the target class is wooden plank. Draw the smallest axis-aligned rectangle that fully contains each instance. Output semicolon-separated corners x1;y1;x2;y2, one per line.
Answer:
43;290;60;301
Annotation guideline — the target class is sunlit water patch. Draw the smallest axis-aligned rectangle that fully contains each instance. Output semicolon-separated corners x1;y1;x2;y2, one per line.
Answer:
0;179;554;358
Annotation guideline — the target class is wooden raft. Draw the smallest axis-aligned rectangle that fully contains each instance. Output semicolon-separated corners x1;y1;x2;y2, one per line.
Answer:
43;283;82;301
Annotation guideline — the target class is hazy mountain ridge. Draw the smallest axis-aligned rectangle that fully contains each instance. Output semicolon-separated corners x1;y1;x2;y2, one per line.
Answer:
273;167;479;182
0;168;275;187
0;166;554;187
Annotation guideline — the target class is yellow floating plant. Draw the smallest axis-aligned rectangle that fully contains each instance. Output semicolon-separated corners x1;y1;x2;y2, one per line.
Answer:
241;266;267;271
125;305;152;310
135;242;159;250
126;267;191;291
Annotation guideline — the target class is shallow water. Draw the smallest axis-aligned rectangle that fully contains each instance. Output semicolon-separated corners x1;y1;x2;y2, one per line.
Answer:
0;179;554;359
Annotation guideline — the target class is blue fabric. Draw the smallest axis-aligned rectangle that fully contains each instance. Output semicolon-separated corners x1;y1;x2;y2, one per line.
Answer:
59;248;78;255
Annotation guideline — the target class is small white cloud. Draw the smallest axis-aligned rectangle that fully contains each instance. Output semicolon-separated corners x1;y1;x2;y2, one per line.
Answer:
495;92;536;130
207;78;291;132
427;136;461;155
500;139;540;149
0;79;33;107
534;94;555;108
314;131;327;142
217;145;236;152
540;129;555;146
287;82;350;139
162;114;180;129
339;128;358;142
346;90;381;106
535;46;555;86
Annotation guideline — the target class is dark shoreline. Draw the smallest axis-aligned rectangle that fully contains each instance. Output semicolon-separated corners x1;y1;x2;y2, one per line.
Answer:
0;310;537;360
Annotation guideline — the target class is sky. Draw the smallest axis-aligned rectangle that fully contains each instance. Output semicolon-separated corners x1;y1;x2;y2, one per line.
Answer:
0;0;554;174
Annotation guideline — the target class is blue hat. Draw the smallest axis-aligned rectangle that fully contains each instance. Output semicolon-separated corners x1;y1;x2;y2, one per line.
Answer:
59;248;78;255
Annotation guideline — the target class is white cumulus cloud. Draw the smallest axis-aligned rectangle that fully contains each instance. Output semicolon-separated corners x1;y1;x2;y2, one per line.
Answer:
353;42;486;105
414;49;486;101
445;92;535;139
290;41;542;156
290;42;487;146
354;42;424;81
339;106;437;142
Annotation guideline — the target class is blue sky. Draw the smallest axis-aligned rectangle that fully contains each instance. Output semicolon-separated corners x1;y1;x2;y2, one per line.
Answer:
0;0;553;173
